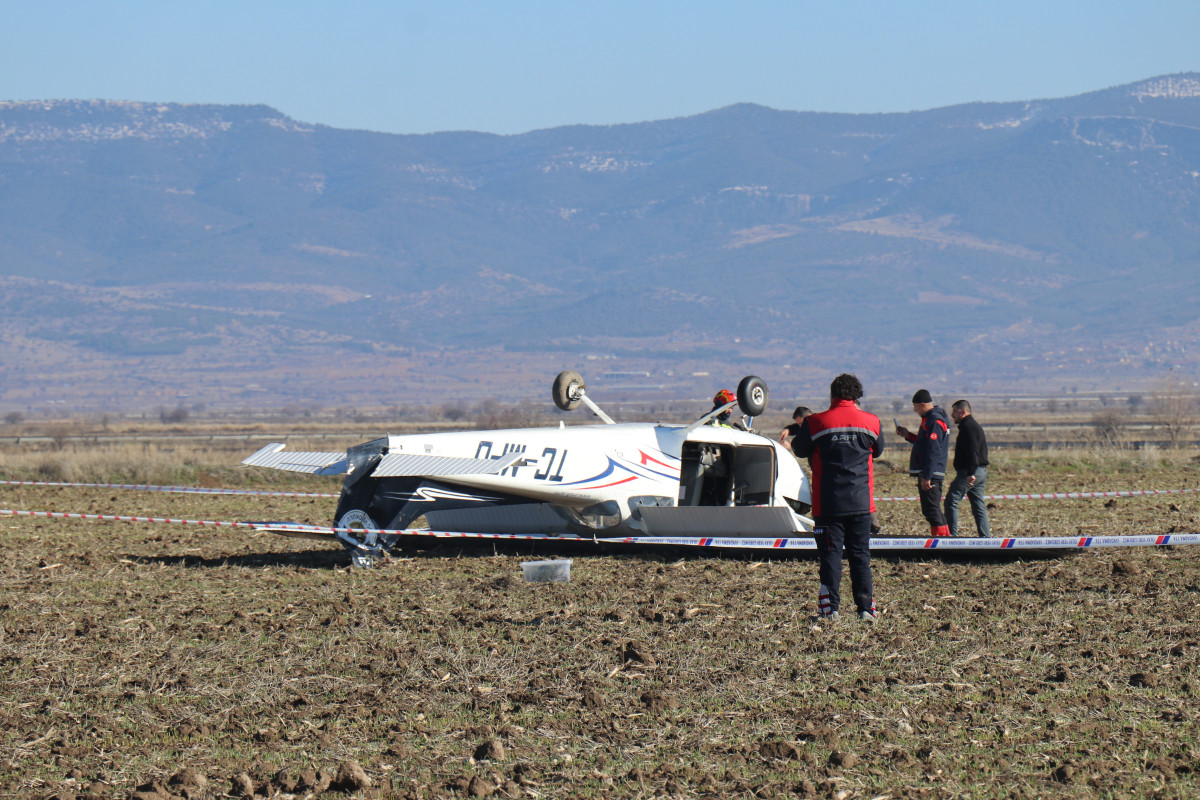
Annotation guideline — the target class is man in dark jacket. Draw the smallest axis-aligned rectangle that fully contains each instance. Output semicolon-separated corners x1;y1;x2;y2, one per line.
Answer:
792;374;884;622
944;399;990;537
778;406;813;452
895;389;950;537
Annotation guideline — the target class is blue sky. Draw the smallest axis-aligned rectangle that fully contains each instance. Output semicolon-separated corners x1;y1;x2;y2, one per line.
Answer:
4;1;1197;135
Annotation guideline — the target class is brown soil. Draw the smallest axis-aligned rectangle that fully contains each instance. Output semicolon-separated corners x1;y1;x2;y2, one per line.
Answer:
2;451;1199;798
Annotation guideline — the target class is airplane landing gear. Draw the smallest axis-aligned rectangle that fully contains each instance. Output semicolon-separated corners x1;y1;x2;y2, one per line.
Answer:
336;509;386;567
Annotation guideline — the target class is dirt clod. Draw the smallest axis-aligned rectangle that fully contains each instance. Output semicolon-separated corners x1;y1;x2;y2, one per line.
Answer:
468;775;496;796
1148;757;1176;774
794;779;817;796
167;768;206;791
581;686;604;708
274;768;298;792
1130;672;1159;688
639;690;678;712
229;773;255;797
332;760;371;792
622;641;656;666
759;741;800;761
1052;764;1075;783
474;739;505;761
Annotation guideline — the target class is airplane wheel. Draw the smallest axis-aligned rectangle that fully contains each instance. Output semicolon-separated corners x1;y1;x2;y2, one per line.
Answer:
336;508;380;551
737;375;769;416
552;370;586;411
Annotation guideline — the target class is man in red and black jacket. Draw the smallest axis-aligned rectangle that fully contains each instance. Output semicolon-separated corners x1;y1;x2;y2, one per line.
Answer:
792;373;884;622
895;389;951;537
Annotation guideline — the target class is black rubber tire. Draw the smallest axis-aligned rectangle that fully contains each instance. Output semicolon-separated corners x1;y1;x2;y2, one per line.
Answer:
552;370;586;411
737;375;769;416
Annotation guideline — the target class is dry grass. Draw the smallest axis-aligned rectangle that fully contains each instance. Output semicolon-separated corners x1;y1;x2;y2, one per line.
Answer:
0;442;216;485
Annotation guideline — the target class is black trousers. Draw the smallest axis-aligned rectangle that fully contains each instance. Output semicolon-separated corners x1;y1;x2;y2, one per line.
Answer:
917;477;946;527
815;513;874;614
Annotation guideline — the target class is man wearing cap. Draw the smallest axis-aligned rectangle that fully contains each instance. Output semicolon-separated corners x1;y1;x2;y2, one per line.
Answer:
895;389;951;537
792;373;884;622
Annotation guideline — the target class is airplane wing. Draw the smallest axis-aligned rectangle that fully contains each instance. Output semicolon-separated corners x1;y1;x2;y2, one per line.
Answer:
242;444;348;475
243;444;524;478
372;450;524;477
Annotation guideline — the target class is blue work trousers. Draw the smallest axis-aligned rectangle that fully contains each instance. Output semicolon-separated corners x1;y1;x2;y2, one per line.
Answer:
815;513;874;615
945;467;990;537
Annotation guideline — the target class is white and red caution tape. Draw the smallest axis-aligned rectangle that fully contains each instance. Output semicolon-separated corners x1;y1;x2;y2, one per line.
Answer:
0;480;337;498
606;533;1200;550
0;507;260;530
0;508;591;544
3;508;1198;551
874;487;1200;502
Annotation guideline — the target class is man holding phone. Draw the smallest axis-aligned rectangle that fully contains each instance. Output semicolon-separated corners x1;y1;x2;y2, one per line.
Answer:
895;389;950;537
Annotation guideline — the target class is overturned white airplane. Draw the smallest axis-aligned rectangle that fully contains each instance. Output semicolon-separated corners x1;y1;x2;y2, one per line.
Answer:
243;372;813;564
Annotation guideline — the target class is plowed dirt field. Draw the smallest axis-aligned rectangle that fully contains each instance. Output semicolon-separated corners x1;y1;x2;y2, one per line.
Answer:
2;448;1199;799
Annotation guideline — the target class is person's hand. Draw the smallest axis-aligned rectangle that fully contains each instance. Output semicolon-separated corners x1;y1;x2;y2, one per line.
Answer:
967;475;976;487
896;425;909;437
919;478;932;491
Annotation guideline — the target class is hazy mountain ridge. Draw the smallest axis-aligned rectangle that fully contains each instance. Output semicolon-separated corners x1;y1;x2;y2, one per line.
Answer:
0;100;306;142
2;76;1199;410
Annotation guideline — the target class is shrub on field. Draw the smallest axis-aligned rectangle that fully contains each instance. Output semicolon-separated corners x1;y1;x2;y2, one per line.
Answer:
441;404;469;422
1149;372;1198;446
35;457;68;482
473;399;548;430
1136;444;1164;470
159;405;190;424
1090;409;1126;445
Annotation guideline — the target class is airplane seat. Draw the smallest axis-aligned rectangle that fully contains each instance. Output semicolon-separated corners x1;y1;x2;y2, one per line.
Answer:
679;460;705;506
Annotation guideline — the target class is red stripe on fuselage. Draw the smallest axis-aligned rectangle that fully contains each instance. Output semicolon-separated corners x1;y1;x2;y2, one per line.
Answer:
639;450;678;471
585;476;638;490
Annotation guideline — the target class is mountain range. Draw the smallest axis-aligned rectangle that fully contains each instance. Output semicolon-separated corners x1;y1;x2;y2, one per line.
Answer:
2;74;1199;413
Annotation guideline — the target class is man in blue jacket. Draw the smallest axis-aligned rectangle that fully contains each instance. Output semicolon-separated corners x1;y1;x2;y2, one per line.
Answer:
792;373;884;622
895;389;951;537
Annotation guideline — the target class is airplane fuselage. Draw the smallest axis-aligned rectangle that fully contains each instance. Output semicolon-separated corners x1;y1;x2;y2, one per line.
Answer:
336;421;811;537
